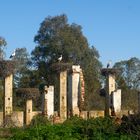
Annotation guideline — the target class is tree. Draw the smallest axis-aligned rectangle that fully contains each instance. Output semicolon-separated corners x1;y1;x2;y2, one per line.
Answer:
114;57;140;90
31;14;102;110
113;57;140;110
10;47;30;88
0;36;7;60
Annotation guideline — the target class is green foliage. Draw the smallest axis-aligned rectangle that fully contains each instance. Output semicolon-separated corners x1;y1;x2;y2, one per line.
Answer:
0;36;7;60
114;57;140;110
0;128;12;139
114;57;140;90
0;37;7;46
86;90;105;110
118;114;140;139
29;114;51;127
10;47;30;88
121;89;138;110
10;116;135;140
31;14;102;110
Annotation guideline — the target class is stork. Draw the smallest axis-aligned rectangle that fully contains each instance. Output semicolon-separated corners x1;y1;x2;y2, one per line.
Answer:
9;49;16;59
58;55;62;62
107;60;112;68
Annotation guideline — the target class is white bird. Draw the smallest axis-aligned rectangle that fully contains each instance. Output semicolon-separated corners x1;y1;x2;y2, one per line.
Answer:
58;55;62;62
107;60;112;68
9;49;16;58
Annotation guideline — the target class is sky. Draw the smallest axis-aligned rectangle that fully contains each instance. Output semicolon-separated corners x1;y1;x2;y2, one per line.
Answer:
0;0;140;66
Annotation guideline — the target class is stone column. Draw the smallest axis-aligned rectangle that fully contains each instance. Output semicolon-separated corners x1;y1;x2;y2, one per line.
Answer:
25;99;32;125
47;86;54;118
107;74;116;95
4;74;13;117
105;74;116;116
59;71;67;122
112;89;121;115
68;65;81;116
42;86;54;118
42;86;48;116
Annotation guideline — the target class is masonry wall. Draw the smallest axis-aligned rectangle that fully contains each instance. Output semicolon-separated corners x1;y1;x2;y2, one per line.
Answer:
25;99;41;125
11;111;24;127
89;111;104;118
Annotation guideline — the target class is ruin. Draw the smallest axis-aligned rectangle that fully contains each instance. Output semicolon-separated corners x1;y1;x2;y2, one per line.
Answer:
42;86;54;118
101;68;122;116
25;99;32;125
0;61;24;127
4;74;13;117
0;61;138;127
59;70;67;122
68;65;81;116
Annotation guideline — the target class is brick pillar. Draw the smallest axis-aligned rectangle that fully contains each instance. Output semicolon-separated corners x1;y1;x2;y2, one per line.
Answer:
25;99;32;125
59;71;67;122
79;70;85;110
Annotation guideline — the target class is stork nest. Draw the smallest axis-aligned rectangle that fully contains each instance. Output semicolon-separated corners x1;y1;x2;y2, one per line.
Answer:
16;88;40;100
101;68;120;76
50;62;72;73
0;60;15;77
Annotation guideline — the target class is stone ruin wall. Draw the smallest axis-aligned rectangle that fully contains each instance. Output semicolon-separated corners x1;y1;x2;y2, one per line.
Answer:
0;65;138;127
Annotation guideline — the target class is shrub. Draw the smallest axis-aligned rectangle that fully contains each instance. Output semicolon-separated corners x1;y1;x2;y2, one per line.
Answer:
119;114;140;139
10;116;136;140
29;114;51;127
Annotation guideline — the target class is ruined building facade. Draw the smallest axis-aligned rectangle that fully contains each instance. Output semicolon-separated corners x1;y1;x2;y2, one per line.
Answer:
0;64;137;127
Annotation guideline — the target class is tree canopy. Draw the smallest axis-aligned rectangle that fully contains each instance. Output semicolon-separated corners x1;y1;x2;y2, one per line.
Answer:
0;36;7;60
114;57;140;90
113;57;140;110
10;48;30;88
31;14;102;110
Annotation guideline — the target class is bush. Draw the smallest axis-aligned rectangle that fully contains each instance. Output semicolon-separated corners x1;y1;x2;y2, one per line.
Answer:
29;114;51;127
118;114;140;139
11;116;136;140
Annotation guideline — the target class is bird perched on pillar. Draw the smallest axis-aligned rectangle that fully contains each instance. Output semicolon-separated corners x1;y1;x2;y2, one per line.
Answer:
9;49;16;59
58;55;62;62
107;60;112;68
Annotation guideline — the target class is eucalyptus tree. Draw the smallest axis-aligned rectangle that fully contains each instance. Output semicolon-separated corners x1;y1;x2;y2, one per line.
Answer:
114;57;140;110
0;37;7;60
10;47;30;88
114;57;140;90
31;14;102;109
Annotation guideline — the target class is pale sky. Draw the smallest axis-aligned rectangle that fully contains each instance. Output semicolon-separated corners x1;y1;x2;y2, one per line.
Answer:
0;0;140;66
